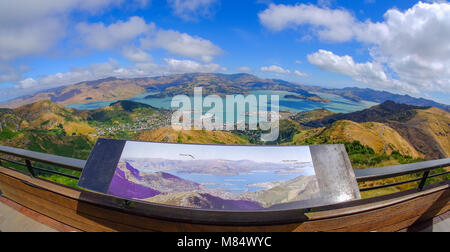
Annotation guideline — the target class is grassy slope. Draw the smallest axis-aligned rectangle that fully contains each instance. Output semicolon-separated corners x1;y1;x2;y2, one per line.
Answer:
306;120;421;158
13;100;96;137
408;107;450;157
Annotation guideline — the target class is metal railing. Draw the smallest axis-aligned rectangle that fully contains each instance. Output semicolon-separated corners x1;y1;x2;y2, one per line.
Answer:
355;158;450;192
0;145;85;181
0;145;449;193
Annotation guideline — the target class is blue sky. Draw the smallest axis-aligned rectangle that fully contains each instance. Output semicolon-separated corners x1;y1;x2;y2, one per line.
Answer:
0;0;449;105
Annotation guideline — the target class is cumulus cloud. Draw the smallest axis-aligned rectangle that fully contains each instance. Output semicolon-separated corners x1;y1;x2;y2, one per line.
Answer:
0;18;66;61
356;2;450;93
19;78;38;89
167;0;219;21
141;29;223;62
258;3;355;42
0;0;125;61
164;58;225;73
0;0;149;86
307;50;417;93
122;46;153;63
76;17;153;50
262;1;450;94
0;0;224;97
0;0;124;24
75;17;223;63
260;65;290;74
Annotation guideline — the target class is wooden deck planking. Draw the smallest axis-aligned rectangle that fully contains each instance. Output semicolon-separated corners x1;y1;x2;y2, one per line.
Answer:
0;166;448;232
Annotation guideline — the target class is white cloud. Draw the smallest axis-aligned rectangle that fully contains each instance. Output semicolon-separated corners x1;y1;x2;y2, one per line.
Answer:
19;78;38;89
164;58;225;73
262;1;450;94
0;0;150;86
307;50;417;93
122;46;153;63
0;0;125;61
141;29;223;62
0;1;224;89
76;17;153;50
294;70;310;77
355;2;450;93
260;65;290;74
0;0;124;24
75;17;222;63
0;18;66;61
167;0;218;21
258;3;355;42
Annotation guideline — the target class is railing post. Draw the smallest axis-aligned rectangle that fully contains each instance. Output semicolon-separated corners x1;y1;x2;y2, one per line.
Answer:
25;159;36;177
418;171;430;191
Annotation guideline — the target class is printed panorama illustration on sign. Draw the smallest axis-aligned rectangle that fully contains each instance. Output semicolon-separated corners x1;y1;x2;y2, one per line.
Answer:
106;142;321;210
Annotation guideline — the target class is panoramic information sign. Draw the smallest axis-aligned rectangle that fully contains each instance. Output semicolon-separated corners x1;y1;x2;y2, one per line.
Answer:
79;139;361;211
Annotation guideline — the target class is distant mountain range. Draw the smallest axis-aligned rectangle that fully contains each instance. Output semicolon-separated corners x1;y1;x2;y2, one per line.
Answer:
2;73;448;111
126;158;295;176
303;86;450;112
0;73;328;108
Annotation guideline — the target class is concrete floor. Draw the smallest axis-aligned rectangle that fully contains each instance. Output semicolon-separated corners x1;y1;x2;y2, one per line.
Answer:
419;216;450;232
0;200;56;232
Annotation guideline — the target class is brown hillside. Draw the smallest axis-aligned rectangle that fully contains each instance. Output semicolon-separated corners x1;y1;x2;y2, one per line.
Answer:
135;127;250;145
2;79;147;108
299;120;422;158
386;107;450;159
12;100;95;136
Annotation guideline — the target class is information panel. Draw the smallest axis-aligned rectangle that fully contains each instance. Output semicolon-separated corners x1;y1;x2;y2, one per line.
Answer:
79;139;361;211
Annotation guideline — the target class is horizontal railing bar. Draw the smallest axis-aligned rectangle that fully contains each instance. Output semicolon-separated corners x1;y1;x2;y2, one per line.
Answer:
428;171;450;179
359;177;423;192
355;158;450;182
0;145;85;172
32;166;81;180
0;157;27;167
359;171;449;192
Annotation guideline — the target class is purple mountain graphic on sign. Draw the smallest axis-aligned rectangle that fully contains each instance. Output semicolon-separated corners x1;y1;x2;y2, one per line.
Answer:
107;163;160;199
125;162;142;180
